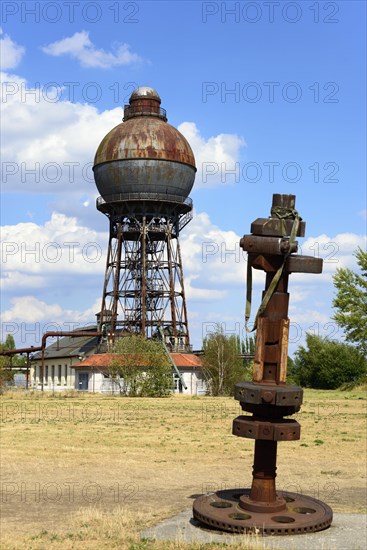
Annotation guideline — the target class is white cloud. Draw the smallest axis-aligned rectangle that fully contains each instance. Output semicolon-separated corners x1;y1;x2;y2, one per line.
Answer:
2;207;364;336
185;275;227;302
1;212;107;291
0;28;25;69
2;296;65;323
1;272;46;291
178;122;246;187
298;232;366;276
289;308;331;326
181;210;264;287
2;296;101;325
1;296;103;347
1;209;250;299
42;30;142;69
1;71;124;195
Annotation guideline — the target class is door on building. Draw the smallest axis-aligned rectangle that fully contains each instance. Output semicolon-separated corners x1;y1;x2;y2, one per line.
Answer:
173;374;183;394
78;372;89;391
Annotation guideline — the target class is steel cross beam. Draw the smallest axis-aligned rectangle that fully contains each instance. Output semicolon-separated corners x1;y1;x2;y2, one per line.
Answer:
193;194;333;535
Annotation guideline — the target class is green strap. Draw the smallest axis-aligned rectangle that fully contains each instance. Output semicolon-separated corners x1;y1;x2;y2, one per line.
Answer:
245;208;300;332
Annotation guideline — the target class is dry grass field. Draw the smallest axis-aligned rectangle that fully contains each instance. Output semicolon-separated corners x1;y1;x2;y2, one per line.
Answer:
0;388;366;549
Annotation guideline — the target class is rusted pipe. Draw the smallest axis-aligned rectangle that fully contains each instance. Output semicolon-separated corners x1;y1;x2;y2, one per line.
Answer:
1;332;101;391
0;346;42;356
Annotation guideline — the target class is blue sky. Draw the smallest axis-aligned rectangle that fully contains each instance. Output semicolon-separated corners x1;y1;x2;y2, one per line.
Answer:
1;1;366;352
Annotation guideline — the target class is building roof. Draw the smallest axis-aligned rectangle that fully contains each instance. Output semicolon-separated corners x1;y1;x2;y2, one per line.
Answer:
74;354;112;368
32;328;99;361
171;353;202;368
73;352;202;370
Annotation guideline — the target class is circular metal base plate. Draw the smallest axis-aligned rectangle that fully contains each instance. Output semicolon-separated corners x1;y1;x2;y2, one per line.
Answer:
193;489;332;535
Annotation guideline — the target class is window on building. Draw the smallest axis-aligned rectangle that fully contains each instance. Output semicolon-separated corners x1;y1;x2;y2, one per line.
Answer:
51;365;55;384
45;365;49;385
58;365;62;384
64;364;68;385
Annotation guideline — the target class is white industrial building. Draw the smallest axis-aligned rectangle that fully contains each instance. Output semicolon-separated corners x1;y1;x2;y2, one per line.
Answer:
30;328;206;395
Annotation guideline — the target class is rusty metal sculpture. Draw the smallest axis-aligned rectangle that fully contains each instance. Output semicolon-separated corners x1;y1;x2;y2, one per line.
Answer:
193;194;333;535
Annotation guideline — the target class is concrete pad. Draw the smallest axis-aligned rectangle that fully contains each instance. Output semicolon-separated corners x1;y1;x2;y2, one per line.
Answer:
141;509;367;549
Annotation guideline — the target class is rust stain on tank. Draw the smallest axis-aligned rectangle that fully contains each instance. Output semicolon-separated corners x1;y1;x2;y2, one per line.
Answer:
94;116;195;168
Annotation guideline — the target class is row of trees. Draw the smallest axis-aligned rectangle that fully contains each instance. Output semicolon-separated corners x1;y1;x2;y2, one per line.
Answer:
289;334;366;389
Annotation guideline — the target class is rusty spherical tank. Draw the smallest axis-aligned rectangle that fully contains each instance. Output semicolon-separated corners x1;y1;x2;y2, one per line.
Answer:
93;87;196;203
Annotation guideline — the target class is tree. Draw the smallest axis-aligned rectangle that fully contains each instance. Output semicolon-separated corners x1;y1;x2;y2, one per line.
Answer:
332;247;367;354
0;335;25;368
242;334;255;377
242;334;256;357
0;337;17;391
109;335;173;397
293;333;366;389
286;356;298;384
0;356;14;391
202;326;247;396
4;335;16;350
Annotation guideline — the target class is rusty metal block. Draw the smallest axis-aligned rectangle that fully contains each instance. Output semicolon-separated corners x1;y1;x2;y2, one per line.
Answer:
251;218;306;237
275;387;303;407
273;421;300;441
285;255;323;274
250;254;283;272
264;345;279;363
233;416;274;440
235;382;259;404
240;235;298;255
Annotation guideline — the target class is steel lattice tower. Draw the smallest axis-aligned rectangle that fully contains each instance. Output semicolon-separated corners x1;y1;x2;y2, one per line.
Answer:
93;87;196;348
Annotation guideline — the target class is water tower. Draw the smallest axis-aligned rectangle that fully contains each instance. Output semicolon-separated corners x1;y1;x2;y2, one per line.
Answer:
93;87;196;348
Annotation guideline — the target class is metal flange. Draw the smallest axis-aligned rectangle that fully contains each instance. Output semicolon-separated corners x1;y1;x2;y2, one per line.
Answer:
235;381;303;408
232;416;300;441
193;489;333;535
